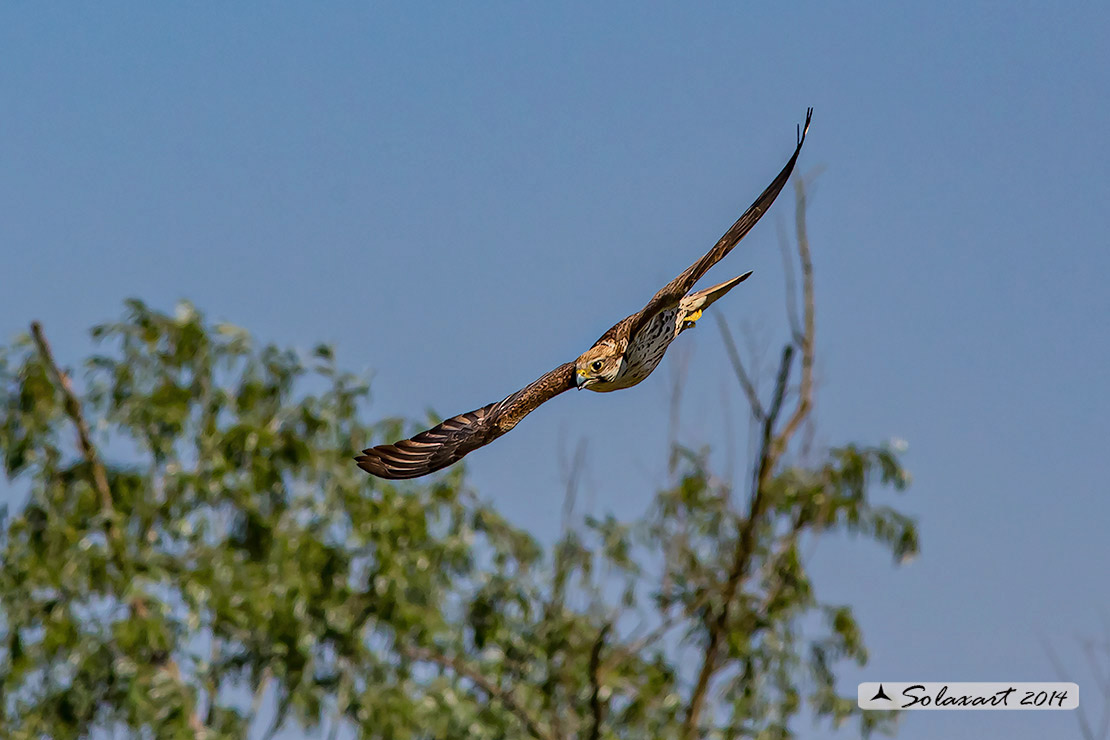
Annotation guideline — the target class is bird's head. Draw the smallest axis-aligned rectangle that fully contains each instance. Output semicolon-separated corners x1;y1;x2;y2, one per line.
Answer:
575;341;622;391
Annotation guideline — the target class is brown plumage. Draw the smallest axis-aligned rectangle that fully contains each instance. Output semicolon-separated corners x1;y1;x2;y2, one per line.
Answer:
357;109;812;479
355;363;575;480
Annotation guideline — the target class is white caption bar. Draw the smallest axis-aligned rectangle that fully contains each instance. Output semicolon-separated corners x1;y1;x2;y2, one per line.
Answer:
858;682;1078;710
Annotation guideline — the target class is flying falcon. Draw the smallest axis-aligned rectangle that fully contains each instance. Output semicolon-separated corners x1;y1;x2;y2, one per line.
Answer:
357;109;813;479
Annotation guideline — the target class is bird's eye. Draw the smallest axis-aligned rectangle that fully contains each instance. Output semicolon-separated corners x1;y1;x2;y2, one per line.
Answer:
591;360;603;372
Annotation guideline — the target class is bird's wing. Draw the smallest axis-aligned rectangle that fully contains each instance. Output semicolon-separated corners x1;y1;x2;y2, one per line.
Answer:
627;109;812;340
356;361;575;479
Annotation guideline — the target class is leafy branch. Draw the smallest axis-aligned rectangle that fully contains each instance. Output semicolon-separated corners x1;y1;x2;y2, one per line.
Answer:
684;177;819;738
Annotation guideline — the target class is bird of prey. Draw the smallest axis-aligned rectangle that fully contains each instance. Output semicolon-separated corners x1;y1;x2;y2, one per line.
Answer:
357;109;812;479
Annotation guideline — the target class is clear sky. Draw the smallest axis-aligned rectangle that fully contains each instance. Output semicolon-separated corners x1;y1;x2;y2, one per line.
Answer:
2;4;1108;739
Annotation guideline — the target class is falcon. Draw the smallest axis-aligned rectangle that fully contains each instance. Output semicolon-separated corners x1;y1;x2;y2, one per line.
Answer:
357;109;812;479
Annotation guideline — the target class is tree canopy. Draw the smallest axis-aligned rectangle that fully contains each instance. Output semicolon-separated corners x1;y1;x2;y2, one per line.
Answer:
0;186;916;740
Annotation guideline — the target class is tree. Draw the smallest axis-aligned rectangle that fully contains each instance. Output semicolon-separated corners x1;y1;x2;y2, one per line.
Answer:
0;182;916;739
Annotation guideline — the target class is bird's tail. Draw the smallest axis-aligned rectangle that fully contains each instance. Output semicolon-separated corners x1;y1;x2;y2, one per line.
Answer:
678;271;753;325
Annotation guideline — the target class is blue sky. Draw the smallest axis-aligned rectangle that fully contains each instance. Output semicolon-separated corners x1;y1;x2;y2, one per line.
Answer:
2;4;1108;738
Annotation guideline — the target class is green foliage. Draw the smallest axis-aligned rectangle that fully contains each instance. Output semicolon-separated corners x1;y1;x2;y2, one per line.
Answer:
0;299;916;739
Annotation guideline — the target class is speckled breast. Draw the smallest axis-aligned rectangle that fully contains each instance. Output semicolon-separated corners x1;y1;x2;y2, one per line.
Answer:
611;307;682;388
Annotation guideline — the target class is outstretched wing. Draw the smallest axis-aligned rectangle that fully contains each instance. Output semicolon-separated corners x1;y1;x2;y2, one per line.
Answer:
627;109;813;339
356;362;575;479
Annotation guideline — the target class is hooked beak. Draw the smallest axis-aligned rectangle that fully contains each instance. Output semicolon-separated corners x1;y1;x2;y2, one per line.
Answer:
575;370;590;390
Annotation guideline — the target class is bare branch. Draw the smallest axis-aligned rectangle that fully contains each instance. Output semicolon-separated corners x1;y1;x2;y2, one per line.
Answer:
683;345;793;739
715;313;764;420
402;645;554;740
776;216;803;342
30;321;114;513
777;179;816;444
765;347;794;443
587;623;611;740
